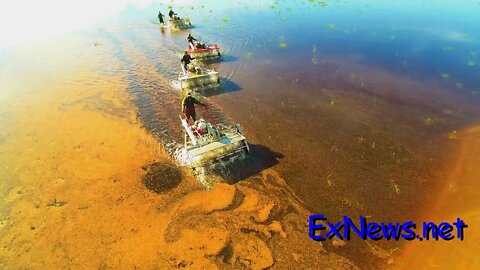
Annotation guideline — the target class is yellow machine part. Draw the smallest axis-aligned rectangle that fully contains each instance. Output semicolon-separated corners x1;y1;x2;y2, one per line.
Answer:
187;133;247;167
190;49;221;59
180;72;219;89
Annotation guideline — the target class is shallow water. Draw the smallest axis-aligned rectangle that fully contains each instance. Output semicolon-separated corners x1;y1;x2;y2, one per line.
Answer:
1;0;480;269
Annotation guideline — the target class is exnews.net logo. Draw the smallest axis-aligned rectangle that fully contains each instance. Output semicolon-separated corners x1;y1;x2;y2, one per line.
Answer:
309;215;468;241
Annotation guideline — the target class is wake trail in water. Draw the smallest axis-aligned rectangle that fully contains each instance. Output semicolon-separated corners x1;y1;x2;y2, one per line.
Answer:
129;27;238;126
97;29;183;158
97;26;251;186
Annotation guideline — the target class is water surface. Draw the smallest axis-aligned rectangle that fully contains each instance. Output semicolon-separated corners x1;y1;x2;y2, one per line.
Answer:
1;0;480;269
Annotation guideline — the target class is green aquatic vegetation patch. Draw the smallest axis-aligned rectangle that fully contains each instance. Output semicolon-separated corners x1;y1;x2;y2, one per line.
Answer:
357;136;366;144
318;1;328;6
448;130;458;140
440;73;449;79
279;42;287;48
168;5;173;9
390;180;400;195
312;45;318;64
468;61;476;67
470;51;477;57
329;97;339;105
422;116;443;126
223;18;230;23
326;23;335;30
47;199;67;207
446;46;454;51
443;109;459;117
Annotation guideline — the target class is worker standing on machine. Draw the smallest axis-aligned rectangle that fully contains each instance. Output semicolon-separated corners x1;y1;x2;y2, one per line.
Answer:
182;92;206;122
158;11;165;24
181;51;195;71
169;9;178;19
187;33;197;49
